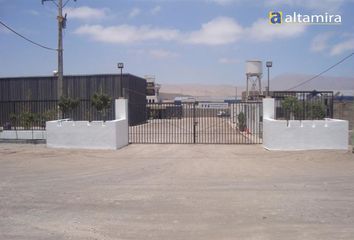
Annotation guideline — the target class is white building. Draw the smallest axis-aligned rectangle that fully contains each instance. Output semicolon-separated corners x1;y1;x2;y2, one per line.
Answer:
145;75;161;103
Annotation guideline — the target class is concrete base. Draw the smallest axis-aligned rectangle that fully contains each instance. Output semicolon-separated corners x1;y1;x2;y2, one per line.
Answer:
263;118;349;151
46;120;128;150
262;98;349;151
0;130;46;140
46;99;129;150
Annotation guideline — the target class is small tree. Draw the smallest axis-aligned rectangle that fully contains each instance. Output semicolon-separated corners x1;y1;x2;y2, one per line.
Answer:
306;102;326;120
19;111;37;139
91;92;112;121
40;109;57;128
282;96;302;120
58;96;79;119
20;111;36;130
9;113;18;139
238;112;247;132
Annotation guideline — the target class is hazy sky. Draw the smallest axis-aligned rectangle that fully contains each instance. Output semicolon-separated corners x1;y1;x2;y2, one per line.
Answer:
0;0;353;86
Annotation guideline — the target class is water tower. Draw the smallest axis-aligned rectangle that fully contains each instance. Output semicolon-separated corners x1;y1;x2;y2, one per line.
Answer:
246;60;263;101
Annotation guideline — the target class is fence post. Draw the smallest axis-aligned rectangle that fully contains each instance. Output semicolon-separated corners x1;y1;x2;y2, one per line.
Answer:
115;99;128;120
193;102;196;144
263;98;275;119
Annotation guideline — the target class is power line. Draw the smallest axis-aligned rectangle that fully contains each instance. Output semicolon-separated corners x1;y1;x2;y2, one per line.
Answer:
63;0;73;7
0;19;57;51
287;52;354;90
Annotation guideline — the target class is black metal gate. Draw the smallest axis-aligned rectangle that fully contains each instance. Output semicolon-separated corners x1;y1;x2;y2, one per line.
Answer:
272;91;334;120
129;102;262;144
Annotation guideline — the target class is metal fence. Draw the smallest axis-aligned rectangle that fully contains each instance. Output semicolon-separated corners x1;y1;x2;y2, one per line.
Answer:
273;91;333;120
0;100;115;130
129;102;263;144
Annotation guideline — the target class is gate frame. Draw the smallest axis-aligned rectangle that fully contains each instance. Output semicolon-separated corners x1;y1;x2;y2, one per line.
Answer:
128;101;263;144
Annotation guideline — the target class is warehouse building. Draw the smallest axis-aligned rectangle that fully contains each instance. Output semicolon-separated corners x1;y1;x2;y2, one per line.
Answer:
0;74;147;126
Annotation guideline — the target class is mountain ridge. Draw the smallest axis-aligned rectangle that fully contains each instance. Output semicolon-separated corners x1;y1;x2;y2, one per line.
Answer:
159;74;354;97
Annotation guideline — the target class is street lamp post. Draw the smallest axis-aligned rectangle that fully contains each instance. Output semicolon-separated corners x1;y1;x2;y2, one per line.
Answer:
266;61;272;97
117;63;124;98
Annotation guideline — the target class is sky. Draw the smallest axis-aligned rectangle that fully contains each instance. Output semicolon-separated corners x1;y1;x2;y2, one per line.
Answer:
0;0;354;87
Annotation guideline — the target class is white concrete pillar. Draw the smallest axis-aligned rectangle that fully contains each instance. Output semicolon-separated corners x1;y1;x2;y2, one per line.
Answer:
263;98;275;119
115;99;128;120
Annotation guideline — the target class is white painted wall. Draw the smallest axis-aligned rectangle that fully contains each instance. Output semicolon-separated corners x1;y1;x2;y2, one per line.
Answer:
115;99;128;120
0;130;46;140
46;119;128;150
46;99;129;150
263;98;275;119
263;98;349;151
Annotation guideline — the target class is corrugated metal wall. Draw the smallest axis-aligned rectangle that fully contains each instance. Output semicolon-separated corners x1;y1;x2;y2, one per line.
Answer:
0;74;145;100
0;74;147;125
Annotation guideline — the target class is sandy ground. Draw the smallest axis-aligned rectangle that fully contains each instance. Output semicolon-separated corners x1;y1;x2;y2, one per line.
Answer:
129;117;260;144
0;143;354;240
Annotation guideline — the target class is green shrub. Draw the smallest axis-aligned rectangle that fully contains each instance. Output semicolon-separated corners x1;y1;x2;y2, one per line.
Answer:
282;96;302;120
91;92;112;121
238;112;246;131
306;102;326;120
9;113;18;127
58;96;79;119
19;111;36;130
40;109;57;127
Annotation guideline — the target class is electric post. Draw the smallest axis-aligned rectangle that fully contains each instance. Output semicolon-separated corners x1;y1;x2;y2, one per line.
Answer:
42;0;76;118
58;0;63;100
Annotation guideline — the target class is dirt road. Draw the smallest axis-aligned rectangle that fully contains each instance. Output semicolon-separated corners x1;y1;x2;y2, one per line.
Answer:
0;144;353;240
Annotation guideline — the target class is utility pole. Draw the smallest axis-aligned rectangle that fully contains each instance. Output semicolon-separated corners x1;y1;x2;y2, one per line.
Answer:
57;0;63;99
42;0;76;118
42;0;76;100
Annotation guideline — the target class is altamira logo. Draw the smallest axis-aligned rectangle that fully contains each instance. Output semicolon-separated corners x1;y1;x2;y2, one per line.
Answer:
269;11;342;25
